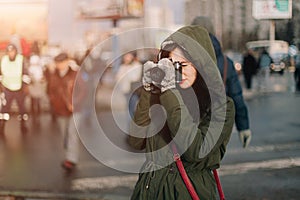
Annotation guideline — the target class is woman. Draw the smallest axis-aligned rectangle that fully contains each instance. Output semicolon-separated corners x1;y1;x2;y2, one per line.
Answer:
128;26;235;199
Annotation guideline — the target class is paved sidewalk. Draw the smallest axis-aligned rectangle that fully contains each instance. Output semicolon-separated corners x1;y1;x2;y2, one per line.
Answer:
0;71;299;200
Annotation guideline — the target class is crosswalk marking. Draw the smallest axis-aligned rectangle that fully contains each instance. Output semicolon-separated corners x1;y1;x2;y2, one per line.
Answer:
219;157;300;176
227;142;300;154
72;156;300;191
72;175;138;190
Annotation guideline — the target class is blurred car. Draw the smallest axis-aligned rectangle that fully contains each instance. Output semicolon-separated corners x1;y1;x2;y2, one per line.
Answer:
246;40;289;75
269;52;287;75
225;50;243;75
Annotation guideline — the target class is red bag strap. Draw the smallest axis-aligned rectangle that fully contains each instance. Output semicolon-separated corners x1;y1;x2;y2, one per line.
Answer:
213;169;226;200
171;143;200;200
171;143;226;200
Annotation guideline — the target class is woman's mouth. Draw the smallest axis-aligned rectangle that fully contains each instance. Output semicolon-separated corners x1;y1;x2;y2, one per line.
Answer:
179;79;187;85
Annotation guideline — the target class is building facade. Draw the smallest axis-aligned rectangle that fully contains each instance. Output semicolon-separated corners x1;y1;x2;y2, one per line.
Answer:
185;0;299;51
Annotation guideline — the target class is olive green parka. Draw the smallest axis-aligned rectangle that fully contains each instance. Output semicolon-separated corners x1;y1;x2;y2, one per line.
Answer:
128;26;235;200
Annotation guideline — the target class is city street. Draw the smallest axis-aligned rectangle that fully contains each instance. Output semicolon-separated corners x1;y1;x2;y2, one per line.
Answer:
0;71;300;200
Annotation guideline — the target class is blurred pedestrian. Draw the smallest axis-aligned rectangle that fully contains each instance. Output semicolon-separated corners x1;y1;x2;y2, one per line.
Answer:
294;53;300;91
257;48;273;92
10;33;31;59
0;44;30;134
127;50;159;119
242;48;258;90
28;54;45;119
115;51;142;110
9;32;22;55
47;52;85;171
44;61;57;122
30;40;41;56
191;16;252;147
129;26;235;200
80;47;105;123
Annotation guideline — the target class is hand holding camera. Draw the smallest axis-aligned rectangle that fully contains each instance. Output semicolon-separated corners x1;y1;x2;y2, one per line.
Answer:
142;58;183;93
142;61;156;91
155;58;176;92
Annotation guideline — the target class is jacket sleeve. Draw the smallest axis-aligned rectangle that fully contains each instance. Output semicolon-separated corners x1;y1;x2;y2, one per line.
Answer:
159;89;235;166
128;89;152;150
226;58;250;131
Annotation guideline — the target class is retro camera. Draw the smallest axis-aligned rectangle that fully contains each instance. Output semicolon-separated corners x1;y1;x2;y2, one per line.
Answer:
149;61;183;84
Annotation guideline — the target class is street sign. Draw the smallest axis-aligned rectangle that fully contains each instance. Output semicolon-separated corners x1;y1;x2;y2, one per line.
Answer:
77;0;144;19
252;0;292;20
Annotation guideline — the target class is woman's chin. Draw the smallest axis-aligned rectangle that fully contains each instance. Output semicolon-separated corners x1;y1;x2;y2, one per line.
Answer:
179;81;192;89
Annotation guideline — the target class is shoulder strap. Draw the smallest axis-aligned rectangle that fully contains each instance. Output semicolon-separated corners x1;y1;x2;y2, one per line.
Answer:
213;169;226;200
171;143;200;200
171;142;226;200
223;54;228;85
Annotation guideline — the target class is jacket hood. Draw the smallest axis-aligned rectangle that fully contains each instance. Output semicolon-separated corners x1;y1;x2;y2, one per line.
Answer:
160;26;220;94
161;25;217;66
160;25;227;124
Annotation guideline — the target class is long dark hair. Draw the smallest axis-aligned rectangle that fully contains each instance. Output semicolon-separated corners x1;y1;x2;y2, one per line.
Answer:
158;43;211;121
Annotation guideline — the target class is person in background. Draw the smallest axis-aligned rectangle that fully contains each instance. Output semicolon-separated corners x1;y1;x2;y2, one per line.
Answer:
9;32;23;55
44;61;57;122
126;51;143;117
28;54;45;120
47;52;85;171
0;44;30;134
30;41;40;56
242;48;258;91
293;53;300;91
80;47;105;123
257;48;273;92
115;51;142;110
10;33;31;59
191;16;252;148
28;40;45;121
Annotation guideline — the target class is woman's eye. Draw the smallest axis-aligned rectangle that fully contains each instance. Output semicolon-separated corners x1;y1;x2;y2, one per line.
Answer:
181;62;189;67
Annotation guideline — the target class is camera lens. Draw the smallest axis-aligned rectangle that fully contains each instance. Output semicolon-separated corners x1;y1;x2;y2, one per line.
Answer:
150;67;165;83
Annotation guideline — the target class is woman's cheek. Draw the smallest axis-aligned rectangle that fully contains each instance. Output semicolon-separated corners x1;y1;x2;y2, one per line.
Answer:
179;79;192;89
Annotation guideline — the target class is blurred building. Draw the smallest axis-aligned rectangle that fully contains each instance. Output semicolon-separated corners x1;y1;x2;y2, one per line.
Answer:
2;0;300;55
49;0;300;53
185;0;269;51
291;1;300;47
185;0;300;51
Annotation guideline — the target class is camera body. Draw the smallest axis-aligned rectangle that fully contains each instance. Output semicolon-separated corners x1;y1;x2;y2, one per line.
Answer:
173;61;183;83
149;61;183;84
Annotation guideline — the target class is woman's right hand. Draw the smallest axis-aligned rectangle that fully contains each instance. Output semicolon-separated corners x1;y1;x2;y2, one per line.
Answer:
142;61;156;91
157;58;175;93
